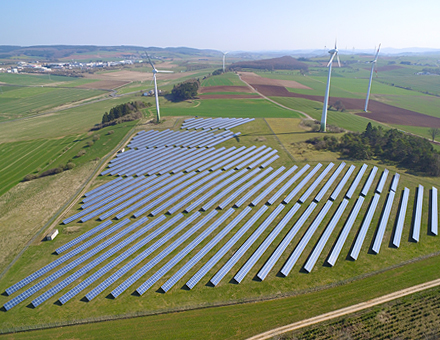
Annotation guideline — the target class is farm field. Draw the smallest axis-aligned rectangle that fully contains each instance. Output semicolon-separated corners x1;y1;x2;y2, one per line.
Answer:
2;54;440;340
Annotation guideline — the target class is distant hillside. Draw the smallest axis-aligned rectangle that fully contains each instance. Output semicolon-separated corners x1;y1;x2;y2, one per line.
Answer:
228;56;308;71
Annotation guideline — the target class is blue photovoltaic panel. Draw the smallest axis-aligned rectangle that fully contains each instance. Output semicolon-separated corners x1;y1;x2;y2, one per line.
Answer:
314;162;345;203
413;185;424;242
237;202;304;282
303;198;349;273
247;150;278;169
327;196;365;267
372;190;396;254
109;210;219;299
59;214;184;304
197;147;244;172
3;218;145;310
135;209;236;295
259;155;279;169
85;212;202;301
185;205;268;289
299;163;334;203
345;164;367;199
251;166;298;206
234;167;285;208
233;147;272;170
218;167;273;210
279;201;333;278
376;169;389;194
283;163;322;204
267;165;310;205
330;165;355;201
31;216;163;307
161;207;253;292
185;169;248;213
223;146;266;170
390;173;400;192
210;204;285;286
361;166;378;196
201;168;262;211
432;187;438;236
84;177;123;197
211;146;257;171
185;147;235;172
393;187;410;248
350;193;381;260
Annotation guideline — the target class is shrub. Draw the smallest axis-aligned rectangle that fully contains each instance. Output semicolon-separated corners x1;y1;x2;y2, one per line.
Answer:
76;149;86;158
87;141;94;147
65;162;75;170
92;134;100;141
107;130;114;135
23;173;38;181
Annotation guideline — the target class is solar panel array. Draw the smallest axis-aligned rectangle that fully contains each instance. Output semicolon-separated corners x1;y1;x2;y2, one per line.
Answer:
181;117;254;130
4;130;438;312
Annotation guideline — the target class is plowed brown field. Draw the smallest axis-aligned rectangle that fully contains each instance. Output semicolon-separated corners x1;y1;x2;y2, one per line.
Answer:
251;84;440;128
199;86;254;94
200;94;262;99
239;72;312;89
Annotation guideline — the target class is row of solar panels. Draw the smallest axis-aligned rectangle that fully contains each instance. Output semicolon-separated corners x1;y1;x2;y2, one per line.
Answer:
4;162;438;310
180;117;254;131
125;128;240;150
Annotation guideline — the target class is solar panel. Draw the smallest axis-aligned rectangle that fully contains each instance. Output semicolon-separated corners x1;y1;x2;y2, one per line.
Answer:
235;202;307;283
390;173;400;192
350;193;381;260
327;196;365;267
303;198;349;273
283;163;322;204
393;187;410;248
360;166;378;196
84;177;123;197
376;169;389;194
232;147;272;170
85;212;202;301
210;204;285;286
299;163;334;203
279;201;333;278
197;146;245;172
345;164;367;199
211;146;257;171
330;165;355;201
59;214;184;304
185;205;268;289
251;166;298;206
372;191;396;254
136;209;236;295
247;149;278;169
234;167;285;208
4;217;147;310
267;164;310;205
259;154;279;168
431;187;438;236
412;185;424;242
161;207;253;292
109;210;219;299
314;162;345;202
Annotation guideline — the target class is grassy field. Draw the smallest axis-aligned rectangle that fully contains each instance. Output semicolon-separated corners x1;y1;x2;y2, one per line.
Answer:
201;72;245;87
0;121;137;197
0;86;106;121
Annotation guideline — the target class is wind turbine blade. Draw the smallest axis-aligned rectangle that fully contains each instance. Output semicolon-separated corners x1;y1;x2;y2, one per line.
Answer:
337;55;341;68
146;53;155;69
373;43;381;62
327;53;336;67
156;70;174;73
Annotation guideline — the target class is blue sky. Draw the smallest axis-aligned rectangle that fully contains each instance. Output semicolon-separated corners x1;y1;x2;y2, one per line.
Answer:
1;0;439;51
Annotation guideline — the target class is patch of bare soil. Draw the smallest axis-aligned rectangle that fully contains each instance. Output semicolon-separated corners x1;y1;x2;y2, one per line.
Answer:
84;70;198;82
239;72;312;89
200;94;262;99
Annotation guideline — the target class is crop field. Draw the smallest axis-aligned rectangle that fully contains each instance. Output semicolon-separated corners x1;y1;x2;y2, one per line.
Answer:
0;73;87;86
0;86;106;121
201;72;245;87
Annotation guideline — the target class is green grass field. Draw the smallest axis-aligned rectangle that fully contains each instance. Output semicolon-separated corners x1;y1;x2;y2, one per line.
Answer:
201;72;245;87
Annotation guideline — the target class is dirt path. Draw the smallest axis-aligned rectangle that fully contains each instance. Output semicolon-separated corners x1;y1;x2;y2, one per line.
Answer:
237;74;313;120
246;278;440;340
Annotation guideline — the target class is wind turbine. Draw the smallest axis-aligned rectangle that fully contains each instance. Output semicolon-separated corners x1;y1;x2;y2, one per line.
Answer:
146;53;173;123
222;52;228;73
364;44;381;112
320;42;341;132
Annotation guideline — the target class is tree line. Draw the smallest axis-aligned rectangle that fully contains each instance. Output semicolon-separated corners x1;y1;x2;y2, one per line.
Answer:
307;123;440;176
171;79;200;101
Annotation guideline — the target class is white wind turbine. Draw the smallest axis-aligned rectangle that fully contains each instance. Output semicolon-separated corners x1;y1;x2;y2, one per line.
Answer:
146;53;173;123
320;42;341;132
364;44;381;112
222;51;228;73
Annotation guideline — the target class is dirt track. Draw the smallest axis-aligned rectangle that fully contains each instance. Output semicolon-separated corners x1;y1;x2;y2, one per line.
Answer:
247;278;440;340
251;84;440;128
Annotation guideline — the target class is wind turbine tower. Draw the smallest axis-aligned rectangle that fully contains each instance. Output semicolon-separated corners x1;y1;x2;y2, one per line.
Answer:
222;52;228;73
146;53;173;123
320;42;341;132
364;44;381;112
